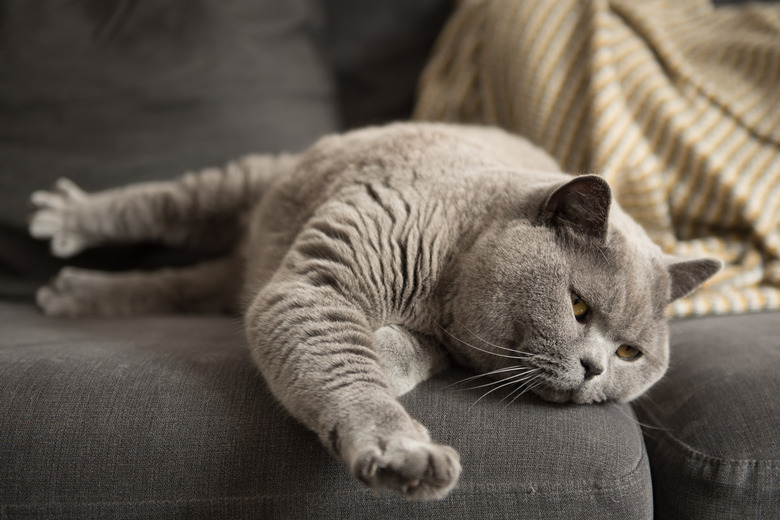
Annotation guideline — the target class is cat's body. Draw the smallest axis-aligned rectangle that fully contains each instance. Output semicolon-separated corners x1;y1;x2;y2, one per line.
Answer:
29;123;721;499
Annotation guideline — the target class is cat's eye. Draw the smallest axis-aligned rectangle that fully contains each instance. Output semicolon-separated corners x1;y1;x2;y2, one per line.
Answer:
616;345;642;361
571;293;589;321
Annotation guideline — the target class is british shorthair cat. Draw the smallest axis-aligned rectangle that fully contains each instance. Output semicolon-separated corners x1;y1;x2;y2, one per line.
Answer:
29;123;721;499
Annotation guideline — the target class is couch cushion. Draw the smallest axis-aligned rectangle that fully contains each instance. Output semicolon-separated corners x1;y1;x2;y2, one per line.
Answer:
315;0;453;129
0;0;338;297
634;312;780;518
0;302;652;519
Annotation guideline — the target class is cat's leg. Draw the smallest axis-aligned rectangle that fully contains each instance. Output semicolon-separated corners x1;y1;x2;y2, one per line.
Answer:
374;325;450;396
37;255;242;317
246;278;461;500
29;154;298;257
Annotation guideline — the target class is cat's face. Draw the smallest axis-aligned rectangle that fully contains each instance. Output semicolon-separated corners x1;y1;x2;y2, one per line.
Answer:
443;175;721;404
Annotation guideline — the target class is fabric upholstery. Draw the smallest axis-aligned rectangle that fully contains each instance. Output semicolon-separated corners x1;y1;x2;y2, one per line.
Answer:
0;0;338;296
0;302;651;519
315;0;453;129
634;312;780;518
415;0;780;317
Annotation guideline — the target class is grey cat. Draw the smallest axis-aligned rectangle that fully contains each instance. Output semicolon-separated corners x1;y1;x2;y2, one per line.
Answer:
29;123;721;500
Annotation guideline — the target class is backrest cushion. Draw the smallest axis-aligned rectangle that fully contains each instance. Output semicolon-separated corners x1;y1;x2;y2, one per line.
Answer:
0;0;338;297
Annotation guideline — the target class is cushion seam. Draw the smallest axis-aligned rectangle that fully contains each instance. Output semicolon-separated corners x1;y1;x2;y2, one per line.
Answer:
650;429;780;465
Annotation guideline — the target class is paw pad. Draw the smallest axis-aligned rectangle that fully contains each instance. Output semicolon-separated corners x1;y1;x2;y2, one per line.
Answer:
353;437;461;500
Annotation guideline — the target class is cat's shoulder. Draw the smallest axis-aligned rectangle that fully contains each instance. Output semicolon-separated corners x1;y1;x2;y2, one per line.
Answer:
306;123;556;164
267;123;573;219
296;123;562;186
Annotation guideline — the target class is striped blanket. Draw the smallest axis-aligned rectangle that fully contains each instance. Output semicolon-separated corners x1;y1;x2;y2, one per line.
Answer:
415;0;780;317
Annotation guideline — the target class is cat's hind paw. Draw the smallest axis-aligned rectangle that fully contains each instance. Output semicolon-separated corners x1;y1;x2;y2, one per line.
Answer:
36;267;106;317
29;178;91;257
353;437;461;500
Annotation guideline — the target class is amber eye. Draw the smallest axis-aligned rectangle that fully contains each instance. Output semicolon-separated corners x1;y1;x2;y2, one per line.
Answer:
571;293;589;321
616;345;642;361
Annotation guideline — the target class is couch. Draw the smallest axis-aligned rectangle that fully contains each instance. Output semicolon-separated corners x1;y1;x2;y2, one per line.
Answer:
1;1;778;518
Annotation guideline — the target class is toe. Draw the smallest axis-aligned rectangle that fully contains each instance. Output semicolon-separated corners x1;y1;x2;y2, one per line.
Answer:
29;211;61;238
55;178;86;200
30;190;63;209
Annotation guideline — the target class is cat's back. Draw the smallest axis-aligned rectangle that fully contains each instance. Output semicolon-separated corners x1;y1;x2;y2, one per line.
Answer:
258;123;566;239
242;123;566;295
296;122;560;188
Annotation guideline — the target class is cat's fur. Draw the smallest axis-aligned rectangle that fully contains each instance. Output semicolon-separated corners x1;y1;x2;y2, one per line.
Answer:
29;123;721;499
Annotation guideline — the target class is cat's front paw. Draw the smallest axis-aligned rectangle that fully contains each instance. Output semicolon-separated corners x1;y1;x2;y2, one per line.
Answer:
352;436;461;500
29;178;92;257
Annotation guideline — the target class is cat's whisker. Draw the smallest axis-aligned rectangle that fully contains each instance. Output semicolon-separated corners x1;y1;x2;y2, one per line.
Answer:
435;322;531;361
504;378;545;409
452;319;533;357
608;402;669;433
446;366;536;388
458;377;536;396
455;369;540;393
469;372;540;410
501;374;540;406
498;375;535;405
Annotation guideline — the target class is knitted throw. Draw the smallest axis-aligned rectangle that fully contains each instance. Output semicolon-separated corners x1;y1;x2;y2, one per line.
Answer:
415;0;780;317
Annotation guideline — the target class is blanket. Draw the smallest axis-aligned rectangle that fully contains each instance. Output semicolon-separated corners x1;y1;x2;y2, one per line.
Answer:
415;0;780;317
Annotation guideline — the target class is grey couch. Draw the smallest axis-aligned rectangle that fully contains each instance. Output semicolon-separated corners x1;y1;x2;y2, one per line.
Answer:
1;1;778;518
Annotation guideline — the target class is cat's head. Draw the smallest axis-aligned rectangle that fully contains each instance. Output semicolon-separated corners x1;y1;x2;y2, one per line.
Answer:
443;175;722;404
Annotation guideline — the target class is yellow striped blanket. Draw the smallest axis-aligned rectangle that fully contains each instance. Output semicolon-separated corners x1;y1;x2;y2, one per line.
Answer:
415;0;780;317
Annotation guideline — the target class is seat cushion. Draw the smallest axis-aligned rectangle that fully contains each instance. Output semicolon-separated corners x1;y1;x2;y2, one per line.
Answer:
0;302;652;519
634;312;780;518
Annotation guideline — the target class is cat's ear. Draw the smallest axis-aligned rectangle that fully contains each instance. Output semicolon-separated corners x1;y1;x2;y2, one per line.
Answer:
665;257;724;301
540;174;611;243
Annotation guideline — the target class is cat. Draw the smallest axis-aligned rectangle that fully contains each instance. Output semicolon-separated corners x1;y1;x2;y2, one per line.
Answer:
29;123;721;500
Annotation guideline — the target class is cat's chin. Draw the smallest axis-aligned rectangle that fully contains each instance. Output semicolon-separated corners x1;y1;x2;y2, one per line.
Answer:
533;385;608;405
531;386;574;404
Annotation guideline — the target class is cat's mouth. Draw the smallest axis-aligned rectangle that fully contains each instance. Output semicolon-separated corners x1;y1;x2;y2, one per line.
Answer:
529;376;609;405
533;384;609;404
523;357;581;403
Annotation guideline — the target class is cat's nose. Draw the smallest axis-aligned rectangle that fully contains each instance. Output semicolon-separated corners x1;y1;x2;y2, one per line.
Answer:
580;358;604;380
